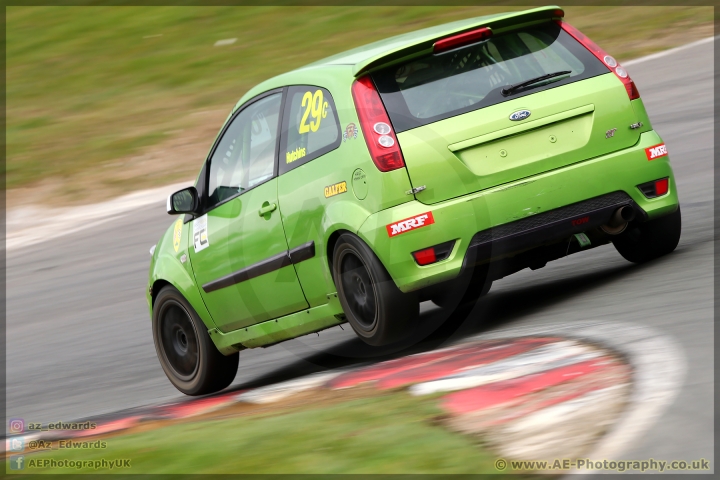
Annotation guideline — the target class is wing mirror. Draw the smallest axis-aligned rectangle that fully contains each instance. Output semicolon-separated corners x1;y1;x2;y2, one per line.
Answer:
167;186;199;215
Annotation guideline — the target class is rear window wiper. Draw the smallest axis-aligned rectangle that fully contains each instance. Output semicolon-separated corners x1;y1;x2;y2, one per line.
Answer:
501;70;572;96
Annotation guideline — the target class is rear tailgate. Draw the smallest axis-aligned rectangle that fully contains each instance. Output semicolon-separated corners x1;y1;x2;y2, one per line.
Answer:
373;21;642;205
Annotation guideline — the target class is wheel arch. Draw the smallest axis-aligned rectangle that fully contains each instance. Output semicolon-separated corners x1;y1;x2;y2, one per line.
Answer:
149;251;217;331
326;228;352;281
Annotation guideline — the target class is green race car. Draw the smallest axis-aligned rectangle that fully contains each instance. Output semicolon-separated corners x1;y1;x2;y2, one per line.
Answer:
148;5;681;395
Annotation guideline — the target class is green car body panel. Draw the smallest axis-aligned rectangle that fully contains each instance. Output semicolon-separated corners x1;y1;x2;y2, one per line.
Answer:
148;5;679;355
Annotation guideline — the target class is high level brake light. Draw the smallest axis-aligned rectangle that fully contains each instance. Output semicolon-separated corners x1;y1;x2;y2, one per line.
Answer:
351;76;405;172
557;21;640;100
433;27;492;54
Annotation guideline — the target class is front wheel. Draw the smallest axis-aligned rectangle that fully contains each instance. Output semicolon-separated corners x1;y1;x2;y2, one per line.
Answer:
612;207;681;263
333;234;418;346
152;285;238;395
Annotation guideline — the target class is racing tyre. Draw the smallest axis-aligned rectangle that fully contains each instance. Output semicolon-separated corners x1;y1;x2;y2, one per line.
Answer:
612;207;682;264
152;285;238;395
333;234;419;346
431;264;492;310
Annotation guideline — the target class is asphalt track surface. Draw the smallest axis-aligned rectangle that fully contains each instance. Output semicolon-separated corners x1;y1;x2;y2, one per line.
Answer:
7;39;713;464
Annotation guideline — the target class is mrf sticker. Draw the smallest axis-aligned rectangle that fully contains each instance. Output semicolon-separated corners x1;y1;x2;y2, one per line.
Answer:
386;212;435;237
172;219;183;253
193;214;209;253
645;143;668;160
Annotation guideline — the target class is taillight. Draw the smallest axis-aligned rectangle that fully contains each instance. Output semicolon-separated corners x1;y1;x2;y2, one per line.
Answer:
557;21;640;100
433;27;492;54
413;248;437;266
412;240;455;266
637;177;669;198
351;76;405;172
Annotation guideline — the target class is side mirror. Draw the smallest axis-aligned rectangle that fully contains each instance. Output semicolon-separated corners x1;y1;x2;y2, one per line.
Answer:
167;187;199;215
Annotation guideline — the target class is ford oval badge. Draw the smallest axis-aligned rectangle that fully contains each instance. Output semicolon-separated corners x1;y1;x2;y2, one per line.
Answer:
509;109;531;121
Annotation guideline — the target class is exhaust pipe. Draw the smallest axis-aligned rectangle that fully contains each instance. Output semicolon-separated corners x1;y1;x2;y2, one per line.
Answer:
600;206;636;235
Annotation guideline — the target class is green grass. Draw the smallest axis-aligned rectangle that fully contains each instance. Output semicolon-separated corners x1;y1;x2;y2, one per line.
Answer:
4;390;530;475
6;6;713;204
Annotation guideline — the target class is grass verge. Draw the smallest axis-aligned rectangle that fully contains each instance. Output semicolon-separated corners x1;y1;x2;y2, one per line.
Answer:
3;389;535;475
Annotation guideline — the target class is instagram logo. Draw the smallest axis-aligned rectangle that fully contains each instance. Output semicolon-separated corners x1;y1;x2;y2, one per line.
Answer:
9;418;25;433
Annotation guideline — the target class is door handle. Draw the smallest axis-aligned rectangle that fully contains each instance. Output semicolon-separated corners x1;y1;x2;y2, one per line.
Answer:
258;202;277;216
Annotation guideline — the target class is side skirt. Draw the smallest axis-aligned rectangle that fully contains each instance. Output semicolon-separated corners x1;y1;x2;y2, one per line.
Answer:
208;293;345;354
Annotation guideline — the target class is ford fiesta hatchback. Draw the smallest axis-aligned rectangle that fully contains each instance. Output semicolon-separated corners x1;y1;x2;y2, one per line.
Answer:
148;6;681;395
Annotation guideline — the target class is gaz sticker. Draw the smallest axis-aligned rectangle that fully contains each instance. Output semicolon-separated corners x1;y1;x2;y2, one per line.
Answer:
298;89;328;134
645;143;668;160
193;214;209;253
172;219;183;252
324;181;347;198
386;212;435;237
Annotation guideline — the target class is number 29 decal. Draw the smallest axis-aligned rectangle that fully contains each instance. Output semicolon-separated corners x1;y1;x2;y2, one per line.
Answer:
299;89;329;134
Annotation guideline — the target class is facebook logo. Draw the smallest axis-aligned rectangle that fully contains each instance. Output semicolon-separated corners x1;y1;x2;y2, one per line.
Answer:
9;455;25;470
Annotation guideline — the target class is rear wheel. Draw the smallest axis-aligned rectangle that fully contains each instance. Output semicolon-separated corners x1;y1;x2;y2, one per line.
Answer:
333;234;419;346
152;285;238;395
612;207;681;263
431;264;492;310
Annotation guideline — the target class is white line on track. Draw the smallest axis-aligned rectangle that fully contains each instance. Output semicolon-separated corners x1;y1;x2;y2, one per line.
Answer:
623;36;716;67
6;180;191;251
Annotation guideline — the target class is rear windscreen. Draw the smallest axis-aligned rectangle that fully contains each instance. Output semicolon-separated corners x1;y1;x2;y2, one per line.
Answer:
372;22;609;132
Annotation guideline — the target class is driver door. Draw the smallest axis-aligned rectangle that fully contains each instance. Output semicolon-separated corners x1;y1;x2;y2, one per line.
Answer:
189;91;309;333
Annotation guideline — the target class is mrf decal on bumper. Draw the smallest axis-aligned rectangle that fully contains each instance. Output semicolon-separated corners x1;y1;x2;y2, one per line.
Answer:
386;212;435;237
645;143;668;160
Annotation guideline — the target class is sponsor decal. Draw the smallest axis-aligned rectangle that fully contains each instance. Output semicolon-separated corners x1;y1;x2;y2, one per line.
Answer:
193;214;209;253
343;123;359;142
286;147;306;164
645;143;668;161
571;216;589;227
324;181;347;198
509;109;531;121
386;212;435;237
172;219;183;253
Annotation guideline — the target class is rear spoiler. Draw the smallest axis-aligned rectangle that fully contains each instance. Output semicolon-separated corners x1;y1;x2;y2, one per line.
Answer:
353;5;564;77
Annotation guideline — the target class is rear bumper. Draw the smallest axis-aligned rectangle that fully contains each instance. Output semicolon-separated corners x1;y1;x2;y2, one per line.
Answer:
357;130;679;292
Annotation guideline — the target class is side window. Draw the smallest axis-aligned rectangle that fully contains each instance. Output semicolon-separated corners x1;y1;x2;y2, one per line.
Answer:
279;86;341;175
207;93;282;207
